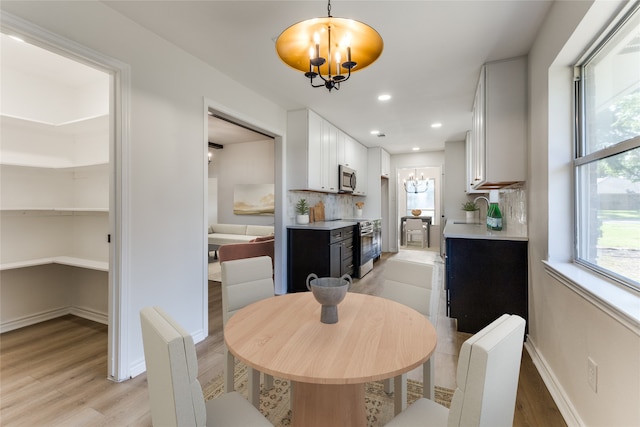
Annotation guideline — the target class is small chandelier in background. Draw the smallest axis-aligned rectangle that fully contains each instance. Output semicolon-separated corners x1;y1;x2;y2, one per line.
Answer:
275;0;383;92
404;170;429;193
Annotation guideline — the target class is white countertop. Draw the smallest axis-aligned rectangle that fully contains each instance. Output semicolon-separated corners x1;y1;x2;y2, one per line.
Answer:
287;220;359;230
443;219;528;241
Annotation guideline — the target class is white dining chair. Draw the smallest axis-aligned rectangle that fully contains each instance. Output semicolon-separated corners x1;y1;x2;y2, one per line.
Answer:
380;258;439;415
139;306;272;427
220;255;276;408
385;314;526;427
405;218;427;248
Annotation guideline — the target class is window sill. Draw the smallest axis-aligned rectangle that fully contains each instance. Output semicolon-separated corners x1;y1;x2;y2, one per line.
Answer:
543;261;640;335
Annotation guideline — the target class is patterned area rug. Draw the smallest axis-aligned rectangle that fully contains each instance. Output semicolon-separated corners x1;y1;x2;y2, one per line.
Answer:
203;363;453;426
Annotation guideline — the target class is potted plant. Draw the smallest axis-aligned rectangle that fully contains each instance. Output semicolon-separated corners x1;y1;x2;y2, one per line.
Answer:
296;198;310;224
461;201;479;223
355;201;364;217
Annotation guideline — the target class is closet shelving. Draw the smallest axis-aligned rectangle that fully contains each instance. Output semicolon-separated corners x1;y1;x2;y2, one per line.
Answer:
0;114;109;273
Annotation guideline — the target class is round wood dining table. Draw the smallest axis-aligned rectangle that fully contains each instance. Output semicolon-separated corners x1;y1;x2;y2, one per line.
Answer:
224;292;437;427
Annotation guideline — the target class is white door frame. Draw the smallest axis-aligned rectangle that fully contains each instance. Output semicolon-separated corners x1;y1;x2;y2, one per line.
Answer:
202;98;287;305
1;12;132;381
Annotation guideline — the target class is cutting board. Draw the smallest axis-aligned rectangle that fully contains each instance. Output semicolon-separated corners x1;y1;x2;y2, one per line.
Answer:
314;201;325;222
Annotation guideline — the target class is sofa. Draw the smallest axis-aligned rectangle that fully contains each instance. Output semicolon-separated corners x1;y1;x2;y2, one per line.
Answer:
208;223;274;258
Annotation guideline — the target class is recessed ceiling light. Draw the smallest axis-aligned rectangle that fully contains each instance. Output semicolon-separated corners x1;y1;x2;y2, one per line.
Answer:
412;147;420;151
431;123;442;128
378;94;391;101
370;130;380;135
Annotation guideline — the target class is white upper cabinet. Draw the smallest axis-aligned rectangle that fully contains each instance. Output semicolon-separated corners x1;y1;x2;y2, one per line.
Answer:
349;138;368;195
380;148;390;178
287;109;328;192
468;56;527;190
287;109;367;194
321;119;339;192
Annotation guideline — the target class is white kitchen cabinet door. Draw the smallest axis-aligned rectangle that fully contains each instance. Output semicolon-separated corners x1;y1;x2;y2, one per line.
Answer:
380;148;390;178
468;57;527;190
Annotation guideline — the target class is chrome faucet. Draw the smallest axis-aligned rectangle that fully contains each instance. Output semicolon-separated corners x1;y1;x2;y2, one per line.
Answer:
474;196;490;221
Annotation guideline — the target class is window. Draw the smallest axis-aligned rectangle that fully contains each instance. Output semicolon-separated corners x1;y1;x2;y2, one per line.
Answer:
406;179;435;218
575;3;640;289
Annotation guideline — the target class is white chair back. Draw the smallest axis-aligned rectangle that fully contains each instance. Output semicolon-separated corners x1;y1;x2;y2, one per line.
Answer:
448;314;526;427
220;255;276;405
221;255;274;323
405;218;426;247
140;306;206;427
380;258;439;407
381;258;438;322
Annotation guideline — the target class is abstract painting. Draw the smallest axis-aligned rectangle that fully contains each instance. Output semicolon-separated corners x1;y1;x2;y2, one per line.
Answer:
233;184;275;215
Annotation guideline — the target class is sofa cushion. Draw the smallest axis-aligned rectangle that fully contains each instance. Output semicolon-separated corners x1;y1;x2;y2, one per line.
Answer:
208;233;255;246
210;224;248;235
246;225;274;236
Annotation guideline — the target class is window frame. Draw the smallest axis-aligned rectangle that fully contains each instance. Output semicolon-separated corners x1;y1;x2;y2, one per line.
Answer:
573;2;640;291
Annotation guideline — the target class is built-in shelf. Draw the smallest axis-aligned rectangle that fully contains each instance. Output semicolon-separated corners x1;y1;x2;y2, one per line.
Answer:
0;114;109;169
0;256;108;272
1;208;108;213
0;161;109;170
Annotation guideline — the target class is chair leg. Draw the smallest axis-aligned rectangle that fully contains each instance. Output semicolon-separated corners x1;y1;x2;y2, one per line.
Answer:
264;373;274;390
383;377;393;395
223;345;235;393
290;381;294;410
247;367;261;409
423;358;435;400
393;374;408;415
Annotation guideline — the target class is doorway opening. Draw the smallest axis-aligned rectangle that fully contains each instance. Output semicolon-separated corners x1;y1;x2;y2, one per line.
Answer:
203;104;282;331
397;166;442;253
0;14;130;381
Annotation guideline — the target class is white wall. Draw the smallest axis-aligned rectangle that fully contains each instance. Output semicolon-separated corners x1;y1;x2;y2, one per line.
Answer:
528;1;640;425
216;139;275;225
443;140;467;221
0;1;287;378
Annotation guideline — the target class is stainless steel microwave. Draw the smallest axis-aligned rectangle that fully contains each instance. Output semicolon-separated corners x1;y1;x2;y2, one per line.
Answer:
339;165;356;193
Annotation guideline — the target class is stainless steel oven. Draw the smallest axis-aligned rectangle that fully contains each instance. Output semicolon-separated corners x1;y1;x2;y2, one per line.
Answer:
357;220;374;278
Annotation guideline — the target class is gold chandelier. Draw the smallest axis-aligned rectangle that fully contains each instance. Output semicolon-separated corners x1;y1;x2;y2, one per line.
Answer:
275;0;383;92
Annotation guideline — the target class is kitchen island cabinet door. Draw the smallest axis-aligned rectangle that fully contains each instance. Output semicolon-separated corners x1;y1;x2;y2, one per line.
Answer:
287;226;356;293
446;238;528;334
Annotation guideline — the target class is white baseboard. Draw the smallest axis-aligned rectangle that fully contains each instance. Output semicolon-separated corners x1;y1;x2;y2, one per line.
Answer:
0;308;69;333
525;338;585;427
69;306;108;325
129;357;147;379
0;305;107;332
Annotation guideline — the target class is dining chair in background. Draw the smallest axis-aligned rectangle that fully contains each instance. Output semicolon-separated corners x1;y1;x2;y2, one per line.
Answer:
380;258;439;414
220;255;276;408
405;218;427;248
385;314;526;427
139;306;272;427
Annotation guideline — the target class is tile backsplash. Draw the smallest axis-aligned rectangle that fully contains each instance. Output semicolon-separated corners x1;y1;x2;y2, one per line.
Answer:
289;191;365;222
501;185;527;227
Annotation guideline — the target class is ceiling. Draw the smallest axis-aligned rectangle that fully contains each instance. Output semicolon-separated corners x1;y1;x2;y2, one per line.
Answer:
2;2;555;153
102;1;553;154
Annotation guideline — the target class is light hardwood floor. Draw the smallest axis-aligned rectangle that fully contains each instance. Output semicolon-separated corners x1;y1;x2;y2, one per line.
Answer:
1;249;566;426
